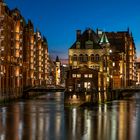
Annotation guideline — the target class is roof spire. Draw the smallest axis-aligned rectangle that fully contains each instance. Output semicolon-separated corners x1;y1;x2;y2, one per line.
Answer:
99;32;109;46
127;27;130;34
56;56;60;62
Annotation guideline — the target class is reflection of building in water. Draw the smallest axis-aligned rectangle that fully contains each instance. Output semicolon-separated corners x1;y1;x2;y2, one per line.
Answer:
64;108;86;140
64;101;136;140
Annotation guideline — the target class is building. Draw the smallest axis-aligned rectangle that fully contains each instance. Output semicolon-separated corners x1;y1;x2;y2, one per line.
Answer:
0;1;25;99
105;29;137;87
0;0;49;100
23;24;49;88
47;55;56;86
68;28;112;94
68;28;137;92
55;56;61;86
23;20;35;88
136;62;140;85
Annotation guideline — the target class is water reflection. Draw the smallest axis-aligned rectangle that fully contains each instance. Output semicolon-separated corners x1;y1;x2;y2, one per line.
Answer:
0;92;140;140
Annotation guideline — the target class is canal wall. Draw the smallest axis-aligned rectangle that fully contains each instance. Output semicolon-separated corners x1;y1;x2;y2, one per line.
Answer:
0;89;23;104
64;90;123;106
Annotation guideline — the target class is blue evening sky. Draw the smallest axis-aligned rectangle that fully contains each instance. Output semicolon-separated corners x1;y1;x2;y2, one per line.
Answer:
5;0;140;59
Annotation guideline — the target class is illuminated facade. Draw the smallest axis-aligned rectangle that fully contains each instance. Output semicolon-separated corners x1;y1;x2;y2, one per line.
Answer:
0;1;25;99
136;62;140;85
47;55;56;86
0;0;49;100
106;30;137;87
68;28;112;94
55;56;61;85
23;22;49;88
68;28;137;91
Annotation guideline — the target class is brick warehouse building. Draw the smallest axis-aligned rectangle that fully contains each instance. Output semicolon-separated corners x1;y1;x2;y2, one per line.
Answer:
0;0;49;100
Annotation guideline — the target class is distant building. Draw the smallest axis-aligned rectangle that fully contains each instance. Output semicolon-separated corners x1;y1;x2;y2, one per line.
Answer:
136;62;140;85
47;55;56;86
61;64;68;87
55;56;61;86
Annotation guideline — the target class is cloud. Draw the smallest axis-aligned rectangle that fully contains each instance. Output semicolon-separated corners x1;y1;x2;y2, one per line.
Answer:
49;49;68;60
49;49;64;54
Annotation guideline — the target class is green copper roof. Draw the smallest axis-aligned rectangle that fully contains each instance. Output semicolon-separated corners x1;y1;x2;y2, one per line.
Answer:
99;32;109;45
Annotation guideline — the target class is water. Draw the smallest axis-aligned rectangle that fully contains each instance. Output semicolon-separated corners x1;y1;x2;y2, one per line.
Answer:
0;92;140;140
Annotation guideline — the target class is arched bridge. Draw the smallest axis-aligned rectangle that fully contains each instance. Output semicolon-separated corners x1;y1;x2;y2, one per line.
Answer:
23;86;65;98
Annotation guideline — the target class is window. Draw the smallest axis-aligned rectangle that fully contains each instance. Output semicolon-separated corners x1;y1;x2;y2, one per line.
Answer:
73;54;77;61
84;74;92;78
72;74;81;78
77;74;81;78
76;41;80;49
91;54;94;62
84;74;88;78
84;54;88;62
95;54;99;61
79;54;84;62
113;62;115;67
89;74;92;78
72;74;76;78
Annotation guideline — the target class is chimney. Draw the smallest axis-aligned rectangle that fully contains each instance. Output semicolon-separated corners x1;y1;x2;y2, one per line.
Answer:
88;28;91;40
76;30;81;40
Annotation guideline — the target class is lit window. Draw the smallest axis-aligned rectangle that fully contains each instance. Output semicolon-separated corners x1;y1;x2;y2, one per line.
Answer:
77;84;80;87
89;74;92;78
72;74;76;78
77;74;81;78
113;62;115;67
84;74;88;78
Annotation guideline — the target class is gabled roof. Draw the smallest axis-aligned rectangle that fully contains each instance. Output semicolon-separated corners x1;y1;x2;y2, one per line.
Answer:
70;28;102;49
105;31;128;52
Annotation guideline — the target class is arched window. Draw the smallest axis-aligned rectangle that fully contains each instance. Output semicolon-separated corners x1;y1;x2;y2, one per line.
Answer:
90;54;94;62
79;54;84;62
84;54;88;62
73;54;77;61
95;54;100;61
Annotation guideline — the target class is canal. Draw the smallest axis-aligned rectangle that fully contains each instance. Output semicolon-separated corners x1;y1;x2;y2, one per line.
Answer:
0;92;140;140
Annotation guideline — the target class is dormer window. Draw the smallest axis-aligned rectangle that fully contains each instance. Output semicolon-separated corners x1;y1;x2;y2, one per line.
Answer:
85;40;93;49
76;41;80;49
